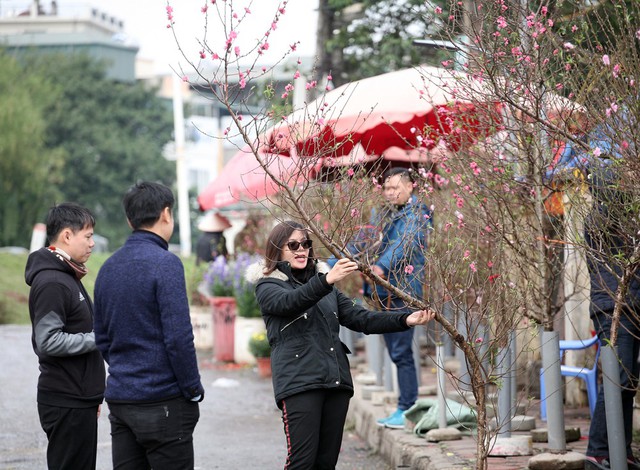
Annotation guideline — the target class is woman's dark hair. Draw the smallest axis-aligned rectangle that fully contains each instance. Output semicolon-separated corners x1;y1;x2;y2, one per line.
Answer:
123;181;174;230
263;220;316;275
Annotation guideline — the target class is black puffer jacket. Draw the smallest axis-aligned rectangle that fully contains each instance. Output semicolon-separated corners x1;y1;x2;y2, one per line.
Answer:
247;260;412;405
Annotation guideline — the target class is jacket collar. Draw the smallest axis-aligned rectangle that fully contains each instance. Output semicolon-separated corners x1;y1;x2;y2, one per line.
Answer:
245;260;330;284
129;230;169;250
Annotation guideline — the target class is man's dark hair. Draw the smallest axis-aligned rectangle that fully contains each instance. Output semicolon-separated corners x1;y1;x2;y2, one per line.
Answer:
383;167;414;184
123;181;174;230
45;203;95;242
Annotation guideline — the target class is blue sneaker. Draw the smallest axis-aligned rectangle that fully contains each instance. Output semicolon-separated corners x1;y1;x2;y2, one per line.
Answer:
376;408;403;427
381;409;406;429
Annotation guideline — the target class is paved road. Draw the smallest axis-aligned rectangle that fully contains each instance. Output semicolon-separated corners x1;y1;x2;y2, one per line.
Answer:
0;325;390;470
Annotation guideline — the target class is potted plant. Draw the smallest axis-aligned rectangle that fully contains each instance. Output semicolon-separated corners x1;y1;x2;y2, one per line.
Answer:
201;256;236;362
232;253;262;318
248;331;271;378
229;253;266;364
200;253;264;364
203;255;234;298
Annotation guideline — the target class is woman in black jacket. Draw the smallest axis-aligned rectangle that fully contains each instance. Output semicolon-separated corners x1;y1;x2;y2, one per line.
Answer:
246;220;434;470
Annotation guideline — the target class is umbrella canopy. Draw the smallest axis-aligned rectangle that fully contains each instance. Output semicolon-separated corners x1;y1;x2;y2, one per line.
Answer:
197;66;582;210
197;212;232;232
265;65;498;159
197;146;311;211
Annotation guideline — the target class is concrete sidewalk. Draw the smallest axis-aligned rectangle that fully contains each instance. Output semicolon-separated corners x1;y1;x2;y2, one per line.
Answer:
347;355;597;470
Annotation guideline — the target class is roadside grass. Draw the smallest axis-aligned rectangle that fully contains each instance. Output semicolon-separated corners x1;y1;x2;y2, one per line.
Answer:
0;252;32;324
0;251;202;325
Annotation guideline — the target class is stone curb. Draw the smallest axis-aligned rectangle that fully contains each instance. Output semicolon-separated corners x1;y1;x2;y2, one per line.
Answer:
348;386;473;469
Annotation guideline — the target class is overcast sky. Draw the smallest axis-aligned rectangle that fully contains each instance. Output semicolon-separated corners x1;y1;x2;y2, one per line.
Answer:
2;0;319;73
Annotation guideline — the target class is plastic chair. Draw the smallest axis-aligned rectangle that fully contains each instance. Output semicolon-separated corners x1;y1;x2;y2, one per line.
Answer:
540;335;600;421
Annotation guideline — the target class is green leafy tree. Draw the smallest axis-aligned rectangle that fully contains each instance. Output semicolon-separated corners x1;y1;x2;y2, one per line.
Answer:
26;54;175;247
0;51;64;247
317;0;447;86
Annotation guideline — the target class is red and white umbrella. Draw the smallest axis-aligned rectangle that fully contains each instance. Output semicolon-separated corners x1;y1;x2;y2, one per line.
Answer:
197;146;315;211
265;65;498;159
198;66;539;210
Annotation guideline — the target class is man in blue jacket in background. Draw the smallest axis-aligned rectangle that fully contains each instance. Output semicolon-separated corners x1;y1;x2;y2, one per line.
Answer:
371;168;433;429
94;181;204;470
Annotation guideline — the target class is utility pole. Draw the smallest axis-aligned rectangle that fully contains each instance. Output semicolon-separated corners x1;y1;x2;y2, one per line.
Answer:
172;74;192;257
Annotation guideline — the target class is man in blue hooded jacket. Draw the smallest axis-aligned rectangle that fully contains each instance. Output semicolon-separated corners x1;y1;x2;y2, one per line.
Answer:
328;167;432;429
370;168;433;429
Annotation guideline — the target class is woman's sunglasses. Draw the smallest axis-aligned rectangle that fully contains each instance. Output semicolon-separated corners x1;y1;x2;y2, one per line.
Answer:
285;239;313;251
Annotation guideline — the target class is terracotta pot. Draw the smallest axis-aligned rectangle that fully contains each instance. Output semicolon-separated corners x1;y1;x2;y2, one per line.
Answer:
209;296;236;362
256;356;272;378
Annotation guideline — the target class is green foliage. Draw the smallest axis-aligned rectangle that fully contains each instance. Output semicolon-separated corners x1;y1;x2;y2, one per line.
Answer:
0;253;30;324
0;251;109;324
23;53;175;247
235;286;261;318
233;253;262;317
324;0;444;85
0;52;64;247
185;257;209;306
203;256;235;297
0;251;195;325
201;253;262;317
248;331;271;358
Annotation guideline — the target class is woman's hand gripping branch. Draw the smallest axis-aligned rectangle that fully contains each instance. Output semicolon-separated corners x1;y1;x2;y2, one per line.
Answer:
405;308;436;327
326;258;359;285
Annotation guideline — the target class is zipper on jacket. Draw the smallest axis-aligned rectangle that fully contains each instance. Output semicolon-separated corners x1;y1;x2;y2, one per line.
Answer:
280;312;308;332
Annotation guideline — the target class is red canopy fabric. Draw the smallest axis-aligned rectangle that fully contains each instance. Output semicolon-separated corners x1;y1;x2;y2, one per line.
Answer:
265;65;498;158
197;146;309;211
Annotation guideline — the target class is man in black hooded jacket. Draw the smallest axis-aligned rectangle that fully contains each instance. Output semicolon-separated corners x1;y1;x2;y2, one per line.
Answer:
25;203;105;470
